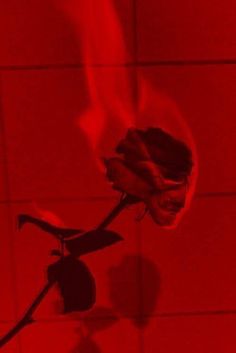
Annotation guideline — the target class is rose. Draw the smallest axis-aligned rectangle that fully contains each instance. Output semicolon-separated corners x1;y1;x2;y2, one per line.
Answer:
104;127;193;227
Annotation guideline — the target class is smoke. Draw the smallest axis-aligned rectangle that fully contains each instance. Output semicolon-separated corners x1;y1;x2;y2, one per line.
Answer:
55;0;198;202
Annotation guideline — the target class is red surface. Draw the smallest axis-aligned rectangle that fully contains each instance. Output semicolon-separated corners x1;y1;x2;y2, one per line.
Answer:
0;0;235;352
139;66;236;193
137;0;236;61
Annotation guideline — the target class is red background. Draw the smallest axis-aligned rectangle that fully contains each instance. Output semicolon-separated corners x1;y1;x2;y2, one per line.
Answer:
0;0;236;352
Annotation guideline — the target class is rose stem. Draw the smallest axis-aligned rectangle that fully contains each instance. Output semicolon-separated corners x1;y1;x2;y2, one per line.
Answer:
0;194;131;349
97;194;132;229
0;281;53;348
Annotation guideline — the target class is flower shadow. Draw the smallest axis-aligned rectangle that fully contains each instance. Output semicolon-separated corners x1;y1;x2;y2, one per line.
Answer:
108;254;161;328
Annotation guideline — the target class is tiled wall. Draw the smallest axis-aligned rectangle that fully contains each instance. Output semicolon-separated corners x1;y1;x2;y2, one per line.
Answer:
0;0;235;352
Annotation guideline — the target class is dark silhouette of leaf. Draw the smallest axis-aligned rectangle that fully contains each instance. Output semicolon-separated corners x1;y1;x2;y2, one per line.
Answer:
18;214;83;239
65;229;123;257
47;256;96;313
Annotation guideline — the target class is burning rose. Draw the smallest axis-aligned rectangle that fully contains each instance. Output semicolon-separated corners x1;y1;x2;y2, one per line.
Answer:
104;127;194;227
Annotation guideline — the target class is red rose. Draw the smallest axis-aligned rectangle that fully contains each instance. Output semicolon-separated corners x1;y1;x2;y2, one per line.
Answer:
105;128;193;227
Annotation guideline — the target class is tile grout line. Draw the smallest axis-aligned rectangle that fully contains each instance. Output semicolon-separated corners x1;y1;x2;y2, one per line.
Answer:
0;58;236;71
132;0;145;349
5;307;236;324
0;191;236;205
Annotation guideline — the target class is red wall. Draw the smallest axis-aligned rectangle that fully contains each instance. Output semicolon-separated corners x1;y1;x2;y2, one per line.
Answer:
0;0;236;352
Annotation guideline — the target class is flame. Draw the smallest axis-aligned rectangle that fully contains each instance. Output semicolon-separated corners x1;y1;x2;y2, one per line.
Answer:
55;0;198;216
137;79;199;212
56;0;135;161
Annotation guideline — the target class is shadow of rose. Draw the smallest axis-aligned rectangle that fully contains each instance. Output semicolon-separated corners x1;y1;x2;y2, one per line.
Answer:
108;254;161;328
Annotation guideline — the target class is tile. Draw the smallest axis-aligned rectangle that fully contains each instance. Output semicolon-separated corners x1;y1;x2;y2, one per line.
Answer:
137;0;236;61
0;0;134;66
20;319;140;353
1;68;137;200
143;315;236;353
0;161;7;201
0;82;8;201
93;318;141;353
138;196;236;315
19;321;81;353
138;66;236;193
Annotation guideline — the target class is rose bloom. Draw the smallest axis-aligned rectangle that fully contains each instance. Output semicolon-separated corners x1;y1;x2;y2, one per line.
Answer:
104;128;194;228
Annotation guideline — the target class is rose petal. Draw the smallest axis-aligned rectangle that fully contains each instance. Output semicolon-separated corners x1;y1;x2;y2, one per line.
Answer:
143;128;193;177
116;138;144;162
125;160;164;190
146;195;177;227
145;185;187;227
105;158;152;200
117;129;150;161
